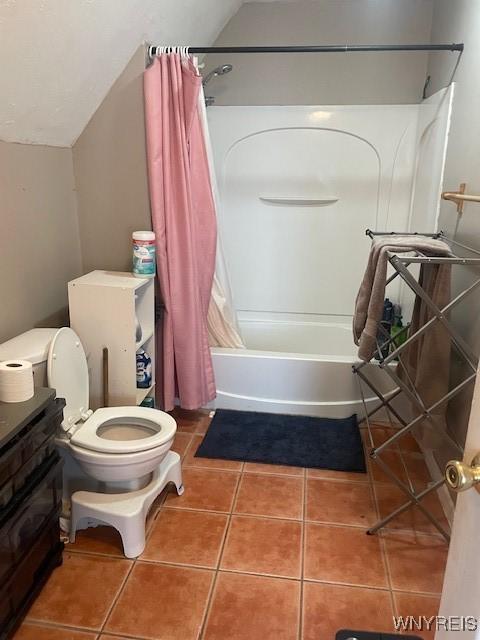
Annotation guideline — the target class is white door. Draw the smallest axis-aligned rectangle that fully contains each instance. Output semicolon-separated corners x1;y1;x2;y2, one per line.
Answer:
437;365;480;638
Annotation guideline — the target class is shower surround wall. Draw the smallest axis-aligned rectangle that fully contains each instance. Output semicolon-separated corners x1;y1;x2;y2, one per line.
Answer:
208;95;452;416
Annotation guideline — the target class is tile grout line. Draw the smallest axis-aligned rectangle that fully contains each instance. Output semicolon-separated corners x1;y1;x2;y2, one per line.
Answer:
197;468;243;640
22;618;105;636
299;467;307;640
64;514;448;559
367;437;398;627
379;532;398;621
229;510;302;522
161;423;222;640
98;558;137;636
159;501;394;528
97;630;151;639
62;547;442;596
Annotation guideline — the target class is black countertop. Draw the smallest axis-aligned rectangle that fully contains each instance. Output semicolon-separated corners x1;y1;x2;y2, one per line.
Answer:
0;388;56;449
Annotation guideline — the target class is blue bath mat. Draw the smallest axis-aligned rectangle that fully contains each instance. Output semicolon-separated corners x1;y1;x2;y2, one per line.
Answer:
195;409;366;472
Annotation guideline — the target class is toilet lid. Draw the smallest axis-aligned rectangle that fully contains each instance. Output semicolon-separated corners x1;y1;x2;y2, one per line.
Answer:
47;328;89;429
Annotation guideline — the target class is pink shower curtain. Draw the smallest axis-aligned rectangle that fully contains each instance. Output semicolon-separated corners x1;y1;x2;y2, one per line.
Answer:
144;53;217;411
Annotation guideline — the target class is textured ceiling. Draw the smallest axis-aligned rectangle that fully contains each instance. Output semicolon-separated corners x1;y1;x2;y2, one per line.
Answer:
0;0;243;146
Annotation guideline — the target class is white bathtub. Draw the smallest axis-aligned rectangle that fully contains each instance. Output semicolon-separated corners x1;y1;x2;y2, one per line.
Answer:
211;318;394;419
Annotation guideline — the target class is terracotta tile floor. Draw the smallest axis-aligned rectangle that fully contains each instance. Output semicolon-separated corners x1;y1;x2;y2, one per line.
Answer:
16;413;449;640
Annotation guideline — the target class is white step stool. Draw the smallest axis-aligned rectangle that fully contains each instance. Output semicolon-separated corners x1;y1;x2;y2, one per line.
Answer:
70;451;184;558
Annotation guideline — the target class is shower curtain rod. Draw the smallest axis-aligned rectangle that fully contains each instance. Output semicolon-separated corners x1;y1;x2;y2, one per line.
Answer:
148;43;464;57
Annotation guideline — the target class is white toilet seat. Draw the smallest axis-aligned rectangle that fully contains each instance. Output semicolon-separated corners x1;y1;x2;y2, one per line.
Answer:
70;406;177;454
47;328;176;458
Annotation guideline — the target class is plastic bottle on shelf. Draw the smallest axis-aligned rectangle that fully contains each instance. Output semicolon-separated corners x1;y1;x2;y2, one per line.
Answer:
391;304;408;350
132;231;156;278
376;298;394;360
136;349;152;388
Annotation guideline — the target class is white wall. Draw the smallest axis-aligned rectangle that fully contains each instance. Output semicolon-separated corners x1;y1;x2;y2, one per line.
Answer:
204;0;434;106
72;47;152;274
0;141;82;343
426;1;480;450
0;0;242;146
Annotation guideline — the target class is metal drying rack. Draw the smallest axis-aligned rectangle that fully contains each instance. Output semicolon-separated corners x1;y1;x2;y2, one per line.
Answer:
353;229;480;542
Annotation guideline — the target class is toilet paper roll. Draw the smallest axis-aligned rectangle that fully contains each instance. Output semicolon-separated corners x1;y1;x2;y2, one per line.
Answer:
0;360;34;403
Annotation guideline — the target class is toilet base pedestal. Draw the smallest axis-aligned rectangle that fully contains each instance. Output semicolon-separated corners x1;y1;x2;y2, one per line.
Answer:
69;451;183;558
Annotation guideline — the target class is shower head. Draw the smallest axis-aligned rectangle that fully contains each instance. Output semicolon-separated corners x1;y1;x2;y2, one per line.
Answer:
202;64;233;86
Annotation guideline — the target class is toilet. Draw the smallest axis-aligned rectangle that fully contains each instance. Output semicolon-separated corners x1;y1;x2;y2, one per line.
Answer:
0;327;184;557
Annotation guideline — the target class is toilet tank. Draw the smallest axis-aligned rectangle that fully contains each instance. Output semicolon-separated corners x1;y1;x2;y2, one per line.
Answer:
0;329;59;387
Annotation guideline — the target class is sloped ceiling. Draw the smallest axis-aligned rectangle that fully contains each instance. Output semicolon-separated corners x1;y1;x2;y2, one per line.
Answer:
0;0;243;147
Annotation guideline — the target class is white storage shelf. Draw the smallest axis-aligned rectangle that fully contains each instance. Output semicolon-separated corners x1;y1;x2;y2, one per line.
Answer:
68;271;155;410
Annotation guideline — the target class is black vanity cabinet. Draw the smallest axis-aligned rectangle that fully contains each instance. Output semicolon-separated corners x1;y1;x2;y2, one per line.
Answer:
0;388;65;639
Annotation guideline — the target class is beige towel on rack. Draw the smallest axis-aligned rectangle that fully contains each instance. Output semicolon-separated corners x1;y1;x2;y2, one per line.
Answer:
353;236;452;362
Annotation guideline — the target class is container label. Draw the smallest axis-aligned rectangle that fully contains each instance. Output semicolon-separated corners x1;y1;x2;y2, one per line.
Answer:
133;240;156;276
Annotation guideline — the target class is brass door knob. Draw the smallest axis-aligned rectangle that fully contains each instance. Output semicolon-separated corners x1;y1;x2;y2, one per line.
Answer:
445;454;480;492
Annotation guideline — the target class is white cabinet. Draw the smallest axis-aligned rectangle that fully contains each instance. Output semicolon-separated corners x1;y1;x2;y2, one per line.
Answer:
68;271;155;410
